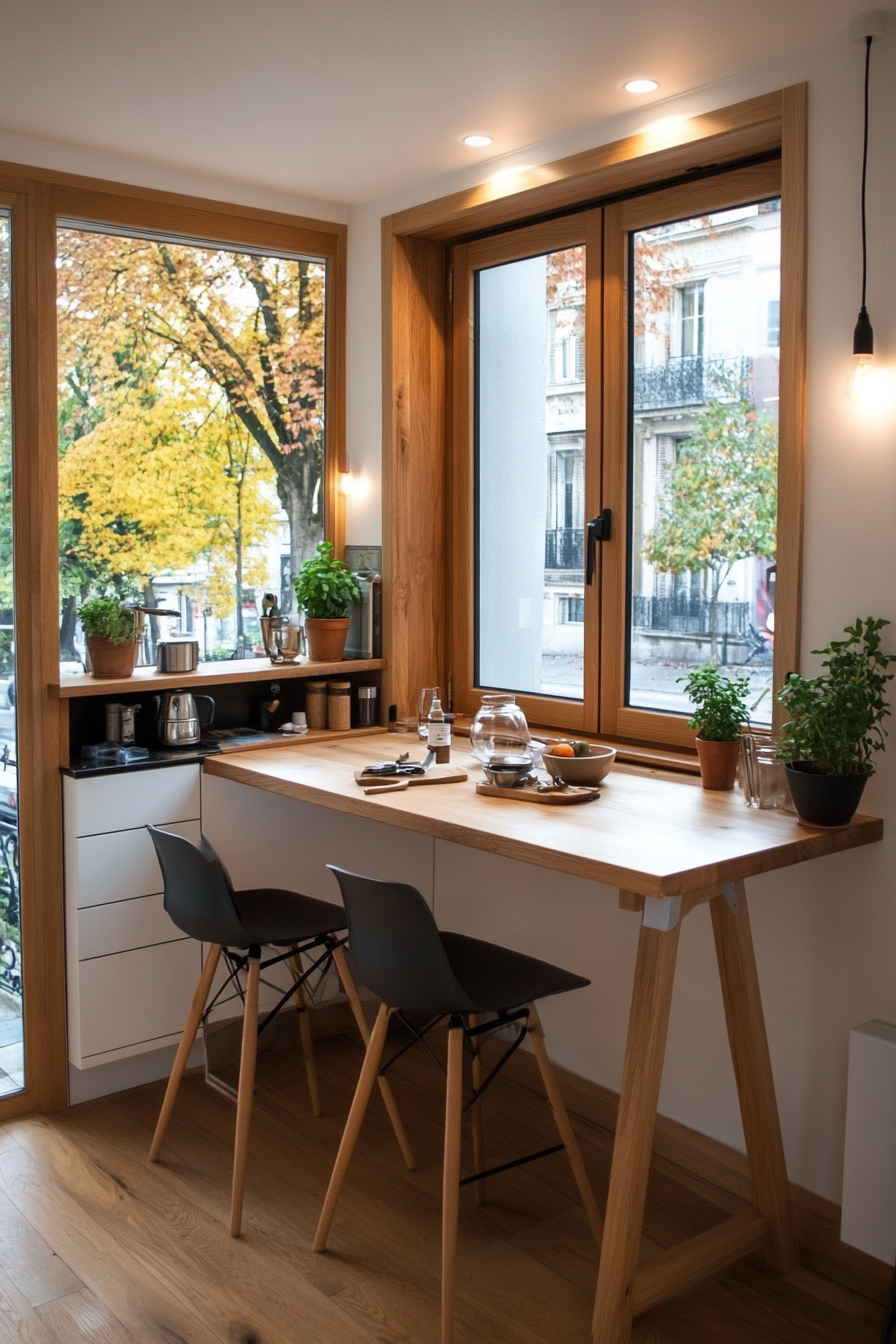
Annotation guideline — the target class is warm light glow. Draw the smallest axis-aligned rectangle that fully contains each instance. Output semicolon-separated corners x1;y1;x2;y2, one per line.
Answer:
338;472;355;496
624;78;659;94
850;354;876;400
463;134;493;148
487;164;534;183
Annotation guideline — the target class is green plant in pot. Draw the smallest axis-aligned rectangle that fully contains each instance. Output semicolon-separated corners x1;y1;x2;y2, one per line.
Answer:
79;597;139;679
292;542;361;663
776;617;894;827
679;664;749;791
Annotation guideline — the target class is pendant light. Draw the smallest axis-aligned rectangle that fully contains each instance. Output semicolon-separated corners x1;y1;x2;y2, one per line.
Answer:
849;12;889;397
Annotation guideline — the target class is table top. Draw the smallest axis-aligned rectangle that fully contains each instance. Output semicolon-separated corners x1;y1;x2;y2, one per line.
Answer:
202;738;883;898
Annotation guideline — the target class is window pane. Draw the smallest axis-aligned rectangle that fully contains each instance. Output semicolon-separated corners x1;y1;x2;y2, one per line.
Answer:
476;246;585;700
57;229;327;669
0;211;23;1096
628;200;781;726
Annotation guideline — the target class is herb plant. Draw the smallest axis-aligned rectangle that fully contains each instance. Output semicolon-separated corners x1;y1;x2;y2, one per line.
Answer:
678;664;749;741
78;597;137;645
292;542;361;619
776;617;894;776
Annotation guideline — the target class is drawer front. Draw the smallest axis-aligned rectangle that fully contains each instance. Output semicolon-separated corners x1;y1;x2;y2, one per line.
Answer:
77;939;200;1060
73;819;201;909
68;765;201;838
78;894;187;960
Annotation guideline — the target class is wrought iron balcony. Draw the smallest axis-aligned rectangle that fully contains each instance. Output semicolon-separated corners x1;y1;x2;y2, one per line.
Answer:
633;595;750;638
633;355;753;411
545;528;584;570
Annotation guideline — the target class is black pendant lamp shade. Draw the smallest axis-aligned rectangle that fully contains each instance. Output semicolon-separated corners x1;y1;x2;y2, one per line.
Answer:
849;13;889;363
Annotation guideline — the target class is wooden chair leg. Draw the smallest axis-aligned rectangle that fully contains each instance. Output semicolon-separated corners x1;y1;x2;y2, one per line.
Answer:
710;884;798;1273
332;944;416;1170
314;1002;392;1253
230;952;260;1237
149;943;222;1162
592;922;681;1344
468;1013;485;1204
528;1003;603;1248
441;1022;465;1344
289;946;321;1117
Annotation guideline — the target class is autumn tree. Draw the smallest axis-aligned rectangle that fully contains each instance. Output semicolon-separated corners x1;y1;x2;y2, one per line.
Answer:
641;385;778;660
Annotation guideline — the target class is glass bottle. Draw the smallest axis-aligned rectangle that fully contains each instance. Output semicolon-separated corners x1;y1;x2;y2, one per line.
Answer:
469;692;532;764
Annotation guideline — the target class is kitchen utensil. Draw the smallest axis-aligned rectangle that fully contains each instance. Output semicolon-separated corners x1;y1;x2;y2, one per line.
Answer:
261;592;279;619
357;685;378;727
354;764;467;788
469;693;533;764
543;744;616;786
153;689;215;747
156;638;200;672
260;616;301;662
476;780;600;805
105;702;122;743
119;703;140;744
364;779;411;795
482;755;533;788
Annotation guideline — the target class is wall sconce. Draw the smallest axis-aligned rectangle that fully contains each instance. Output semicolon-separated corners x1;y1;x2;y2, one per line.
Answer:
849;12;888;398
338;471;355;496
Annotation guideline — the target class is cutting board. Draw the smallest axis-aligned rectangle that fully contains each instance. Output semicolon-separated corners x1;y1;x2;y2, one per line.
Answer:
354;765;468;787
476;781;600;805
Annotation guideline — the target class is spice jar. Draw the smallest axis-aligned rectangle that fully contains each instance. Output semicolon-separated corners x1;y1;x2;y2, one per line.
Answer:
357;685;378;727
305;680;328;730
327;680;352;731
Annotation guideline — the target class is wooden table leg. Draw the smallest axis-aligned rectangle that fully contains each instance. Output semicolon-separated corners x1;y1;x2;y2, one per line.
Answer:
710;882;798;1272
592;921;681;1344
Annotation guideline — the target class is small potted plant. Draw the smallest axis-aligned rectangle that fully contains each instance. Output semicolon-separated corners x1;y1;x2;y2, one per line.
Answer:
78;597;139;679
292;541;361;663
679;664;749;791
776;617;893;827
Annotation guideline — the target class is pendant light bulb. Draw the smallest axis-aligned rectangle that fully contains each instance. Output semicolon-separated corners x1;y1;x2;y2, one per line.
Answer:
851;353;875;400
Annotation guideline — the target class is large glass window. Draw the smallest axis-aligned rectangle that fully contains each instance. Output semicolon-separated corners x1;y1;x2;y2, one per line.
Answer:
56;227;328;668
628;201;781;727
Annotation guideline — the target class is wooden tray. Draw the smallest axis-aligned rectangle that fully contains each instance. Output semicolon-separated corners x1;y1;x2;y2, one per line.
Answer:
476;781;600;805
355;765;468;788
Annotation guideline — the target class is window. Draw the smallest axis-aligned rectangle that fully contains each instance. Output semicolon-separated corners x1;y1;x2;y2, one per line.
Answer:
56;225;329;669
767;297;781;346
451;160;791;746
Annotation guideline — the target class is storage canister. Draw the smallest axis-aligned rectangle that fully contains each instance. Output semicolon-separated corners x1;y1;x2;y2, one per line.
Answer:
327;680;352;731
305;680;329;730
357;685;378;727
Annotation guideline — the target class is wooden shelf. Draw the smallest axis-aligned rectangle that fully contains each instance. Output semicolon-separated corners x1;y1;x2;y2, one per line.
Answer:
51;657;386;700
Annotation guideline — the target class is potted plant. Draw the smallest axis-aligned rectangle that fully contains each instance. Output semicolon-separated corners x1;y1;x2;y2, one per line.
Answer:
292;541;361;663
679;664;749;791
776;617;894;827
79;597;139;679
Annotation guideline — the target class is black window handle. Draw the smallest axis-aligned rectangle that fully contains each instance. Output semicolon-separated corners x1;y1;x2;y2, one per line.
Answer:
586;509;612;585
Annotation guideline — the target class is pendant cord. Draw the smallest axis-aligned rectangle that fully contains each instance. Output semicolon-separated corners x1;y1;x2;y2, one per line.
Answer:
861;34;871;310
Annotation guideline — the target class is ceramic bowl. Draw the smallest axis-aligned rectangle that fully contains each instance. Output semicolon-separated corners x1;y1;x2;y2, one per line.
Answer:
542;744;616;786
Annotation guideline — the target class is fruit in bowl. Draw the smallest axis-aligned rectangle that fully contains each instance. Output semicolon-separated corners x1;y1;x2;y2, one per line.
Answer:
543;742;616;786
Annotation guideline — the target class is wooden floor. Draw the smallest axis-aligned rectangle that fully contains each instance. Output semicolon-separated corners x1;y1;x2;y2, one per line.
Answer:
0;1006;886;1344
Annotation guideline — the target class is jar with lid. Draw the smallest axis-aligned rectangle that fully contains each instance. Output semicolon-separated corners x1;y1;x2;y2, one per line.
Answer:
357;685;378;727
304;679;328;730
469;692;532;764
327;680;352;731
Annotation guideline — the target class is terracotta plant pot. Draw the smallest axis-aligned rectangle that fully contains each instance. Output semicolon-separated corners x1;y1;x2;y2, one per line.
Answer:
86;636;139;679
784;763;867;828
305;616;351;663
695;737;741;791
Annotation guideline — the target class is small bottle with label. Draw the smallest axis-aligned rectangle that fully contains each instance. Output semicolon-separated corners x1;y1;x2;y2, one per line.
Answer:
427;693;451;764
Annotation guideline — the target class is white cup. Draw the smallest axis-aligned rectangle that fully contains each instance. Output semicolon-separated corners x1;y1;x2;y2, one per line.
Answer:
292;711;308;730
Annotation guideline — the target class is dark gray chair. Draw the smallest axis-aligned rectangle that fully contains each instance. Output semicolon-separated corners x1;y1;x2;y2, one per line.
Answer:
146;828;413;1236
313;866;602;1344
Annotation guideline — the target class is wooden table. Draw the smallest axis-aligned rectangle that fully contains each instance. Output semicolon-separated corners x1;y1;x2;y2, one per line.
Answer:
204;738;883;1344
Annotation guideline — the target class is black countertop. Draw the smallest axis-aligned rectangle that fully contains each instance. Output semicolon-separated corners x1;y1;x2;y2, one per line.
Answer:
62;742;222;779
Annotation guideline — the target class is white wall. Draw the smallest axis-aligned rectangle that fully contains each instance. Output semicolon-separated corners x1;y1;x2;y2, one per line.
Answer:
343;34;896;1209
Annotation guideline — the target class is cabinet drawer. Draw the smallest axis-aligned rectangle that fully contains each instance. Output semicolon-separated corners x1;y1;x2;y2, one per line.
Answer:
66;765;201;838
77;939;200;1060
78;894;186;960
73;819;201;909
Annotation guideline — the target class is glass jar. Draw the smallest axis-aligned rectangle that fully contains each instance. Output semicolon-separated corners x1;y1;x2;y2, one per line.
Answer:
469;693;532;764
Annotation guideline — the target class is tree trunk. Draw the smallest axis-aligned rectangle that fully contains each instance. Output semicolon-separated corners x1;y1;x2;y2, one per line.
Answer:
59;595;79;662
277;450;324;610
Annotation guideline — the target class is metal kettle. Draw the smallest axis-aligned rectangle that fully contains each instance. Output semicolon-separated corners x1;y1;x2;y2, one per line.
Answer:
153;689;215;747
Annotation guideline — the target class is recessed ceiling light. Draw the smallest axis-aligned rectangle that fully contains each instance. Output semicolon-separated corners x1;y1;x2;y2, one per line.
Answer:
624;78;659;94
463;134;493;147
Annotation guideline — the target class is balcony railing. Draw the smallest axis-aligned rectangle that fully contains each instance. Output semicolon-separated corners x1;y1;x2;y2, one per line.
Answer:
545;528;584;570
0;818;21;997
633;355;753;411
633;595;750;638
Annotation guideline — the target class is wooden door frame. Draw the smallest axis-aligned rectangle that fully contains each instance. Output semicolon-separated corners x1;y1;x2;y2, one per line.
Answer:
382;86;806;743
0;161;347;1120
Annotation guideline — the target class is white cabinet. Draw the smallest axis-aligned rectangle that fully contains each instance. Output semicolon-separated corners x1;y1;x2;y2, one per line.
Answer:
63;766;202;1069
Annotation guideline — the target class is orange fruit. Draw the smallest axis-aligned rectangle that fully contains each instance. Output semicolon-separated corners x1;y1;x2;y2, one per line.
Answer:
552;743;575;757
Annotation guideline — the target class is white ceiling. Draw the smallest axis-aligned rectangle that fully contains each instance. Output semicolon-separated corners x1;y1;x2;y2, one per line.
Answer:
0;1;860;205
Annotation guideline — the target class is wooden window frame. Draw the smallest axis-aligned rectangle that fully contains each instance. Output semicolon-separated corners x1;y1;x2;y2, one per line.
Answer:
0;159;346;1120
382;86;806;754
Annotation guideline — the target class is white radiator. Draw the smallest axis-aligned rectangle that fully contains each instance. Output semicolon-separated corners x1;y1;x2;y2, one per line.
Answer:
842;1019;896;1263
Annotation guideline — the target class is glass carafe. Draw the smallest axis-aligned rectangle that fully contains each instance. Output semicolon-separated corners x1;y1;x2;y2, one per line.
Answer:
469;692;532;764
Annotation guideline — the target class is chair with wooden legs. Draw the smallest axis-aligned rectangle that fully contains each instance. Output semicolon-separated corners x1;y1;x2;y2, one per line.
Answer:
145;828;414;1237
314;866;603;1344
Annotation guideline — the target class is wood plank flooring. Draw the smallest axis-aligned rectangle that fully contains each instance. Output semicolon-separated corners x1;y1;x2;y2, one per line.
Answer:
0;1006;886;1344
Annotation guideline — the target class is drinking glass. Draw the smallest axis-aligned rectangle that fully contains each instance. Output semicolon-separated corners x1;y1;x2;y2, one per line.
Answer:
417;686;439;739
